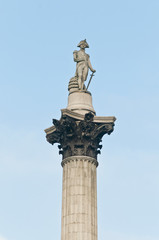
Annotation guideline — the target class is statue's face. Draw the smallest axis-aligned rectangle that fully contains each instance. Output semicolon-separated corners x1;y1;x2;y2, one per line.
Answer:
80;44;86;49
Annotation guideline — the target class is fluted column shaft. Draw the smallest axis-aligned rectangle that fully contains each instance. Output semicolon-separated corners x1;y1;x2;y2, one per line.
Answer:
61;156;98;240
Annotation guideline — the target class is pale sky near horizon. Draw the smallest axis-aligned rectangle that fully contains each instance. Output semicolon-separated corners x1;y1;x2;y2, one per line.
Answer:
0;0;159;240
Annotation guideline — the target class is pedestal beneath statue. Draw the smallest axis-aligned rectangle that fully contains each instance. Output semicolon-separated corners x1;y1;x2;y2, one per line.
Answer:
67;90;95;115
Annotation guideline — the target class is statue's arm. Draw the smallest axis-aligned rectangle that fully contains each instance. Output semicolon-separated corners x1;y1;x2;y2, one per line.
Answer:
73;51;78;62
88;57;96;73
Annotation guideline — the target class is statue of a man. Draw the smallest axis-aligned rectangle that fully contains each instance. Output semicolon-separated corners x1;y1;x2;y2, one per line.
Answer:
73;39;96;90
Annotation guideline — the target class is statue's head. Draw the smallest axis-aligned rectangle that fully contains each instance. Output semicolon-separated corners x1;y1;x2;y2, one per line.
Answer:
77;39;89;49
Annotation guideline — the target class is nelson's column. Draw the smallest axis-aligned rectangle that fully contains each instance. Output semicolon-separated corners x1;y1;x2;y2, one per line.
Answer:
45;39;116;240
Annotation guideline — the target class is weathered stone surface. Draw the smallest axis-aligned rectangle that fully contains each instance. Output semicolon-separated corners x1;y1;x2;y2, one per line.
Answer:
67;90;95;115
61;156;97;240
45;111;116;160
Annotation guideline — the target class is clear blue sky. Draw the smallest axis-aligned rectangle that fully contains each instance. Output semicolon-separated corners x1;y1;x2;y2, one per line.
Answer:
0;0;159;240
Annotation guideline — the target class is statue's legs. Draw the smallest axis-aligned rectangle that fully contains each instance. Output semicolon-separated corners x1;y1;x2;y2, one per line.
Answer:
77;64;88;90
77;64;84;90
78;74;82;90
82;67;88;89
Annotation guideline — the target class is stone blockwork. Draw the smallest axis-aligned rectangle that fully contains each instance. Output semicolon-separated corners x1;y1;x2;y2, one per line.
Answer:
61;156;98;240
45;110;115;160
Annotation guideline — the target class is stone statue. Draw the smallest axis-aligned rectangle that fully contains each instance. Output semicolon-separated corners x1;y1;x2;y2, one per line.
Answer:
73;39;96;90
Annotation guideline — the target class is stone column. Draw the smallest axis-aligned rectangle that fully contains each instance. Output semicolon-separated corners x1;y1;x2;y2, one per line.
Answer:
45;110;116;240
61;156;98;240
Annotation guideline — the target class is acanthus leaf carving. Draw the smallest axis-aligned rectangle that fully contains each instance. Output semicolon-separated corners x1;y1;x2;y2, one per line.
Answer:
46;112;115;160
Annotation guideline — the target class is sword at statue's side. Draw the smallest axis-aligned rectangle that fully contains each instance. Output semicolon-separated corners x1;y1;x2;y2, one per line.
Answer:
86;72;95;91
